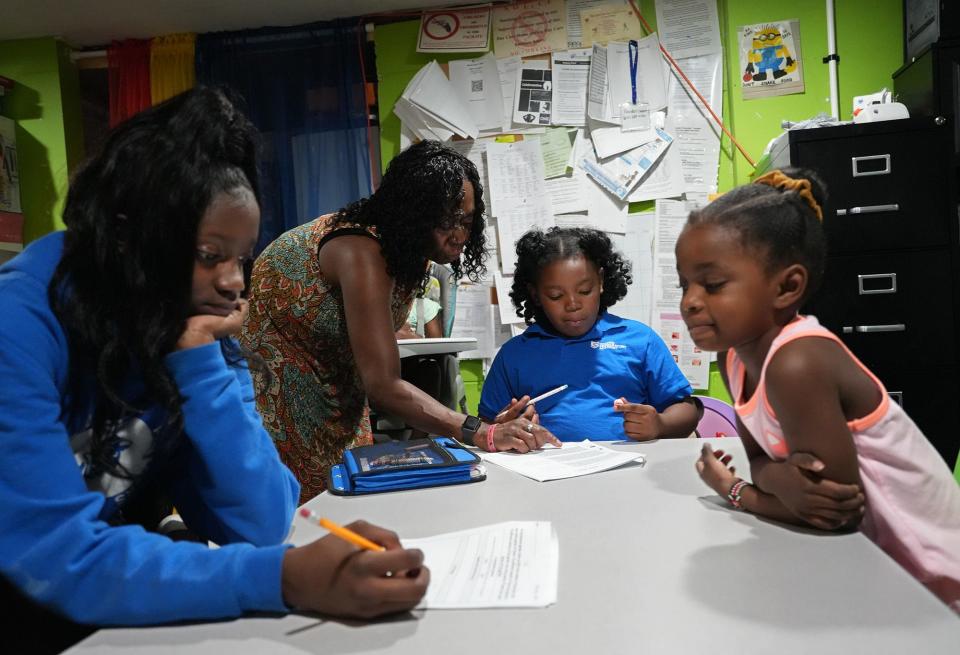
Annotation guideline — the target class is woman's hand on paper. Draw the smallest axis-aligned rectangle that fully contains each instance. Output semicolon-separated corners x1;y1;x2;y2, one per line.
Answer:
490;417;562;453
613;398;664;441
282;520;430;618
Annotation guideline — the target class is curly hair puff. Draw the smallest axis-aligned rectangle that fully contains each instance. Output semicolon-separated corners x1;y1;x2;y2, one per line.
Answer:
332;140;486;294
510;227;632;326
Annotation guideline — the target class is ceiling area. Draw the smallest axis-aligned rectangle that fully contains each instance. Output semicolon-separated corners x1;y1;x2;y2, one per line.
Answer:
0;0;453;47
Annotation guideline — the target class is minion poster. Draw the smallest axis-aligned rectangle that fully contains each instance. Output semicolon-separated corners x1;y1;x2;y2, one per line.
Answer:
738;20;804;99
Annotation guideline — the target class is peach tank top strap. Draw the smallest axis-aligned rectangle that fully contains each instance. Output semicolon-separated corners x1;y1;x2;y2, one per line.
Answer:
764;316;891;432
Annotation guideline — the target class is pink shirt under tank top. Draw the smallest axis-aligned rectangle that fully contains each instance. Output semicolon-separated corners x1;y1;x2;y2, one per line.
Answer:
727;315;960;612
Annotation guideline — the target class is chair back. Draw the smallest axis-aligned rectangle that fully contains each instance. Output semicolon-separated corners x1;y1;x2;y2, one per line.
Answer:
695;396;738;438
429;262;457;337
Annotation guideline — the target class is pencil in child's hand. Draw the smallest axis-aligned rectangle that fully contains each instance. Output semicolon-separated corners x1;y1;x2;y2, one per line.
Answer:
299;509;386;551
495;384;569;420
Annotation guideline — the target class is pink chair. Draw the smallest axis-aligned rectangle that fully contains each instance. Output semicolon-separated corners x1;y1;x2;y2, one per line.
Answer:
695;396;738;438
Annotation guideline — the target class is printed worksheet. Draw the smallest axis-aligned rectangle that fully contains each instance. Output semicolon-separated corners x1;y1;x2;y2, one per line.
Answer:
479;440;644;482
404;521;558;609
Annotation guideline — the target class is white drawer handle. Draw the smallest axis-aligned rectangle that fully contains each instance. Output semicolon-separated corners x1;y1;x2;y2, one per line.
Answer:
851;154;891;177
857;273;897;295
836;203;899;215
842;324;906;333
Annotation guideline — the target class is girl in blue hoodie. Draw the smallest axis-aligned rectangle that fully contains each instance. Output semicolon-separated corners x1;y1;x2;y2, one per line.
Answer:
0;86;427;652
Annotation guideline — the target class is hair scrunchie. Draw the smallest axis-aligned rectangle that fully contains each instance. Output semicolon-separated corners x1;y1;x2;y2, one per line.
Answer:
753;170;824;222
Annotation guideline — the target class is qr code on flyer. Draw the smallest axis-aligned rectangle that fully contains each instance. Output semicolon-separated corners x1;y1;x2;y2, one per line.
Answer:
516;69;552;125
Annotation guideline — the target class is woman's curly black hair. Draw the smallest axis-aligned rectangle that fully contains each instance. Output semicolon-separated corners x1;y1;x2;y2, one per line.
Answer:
510;227;632;326
48;85;262;481
332;140;486;294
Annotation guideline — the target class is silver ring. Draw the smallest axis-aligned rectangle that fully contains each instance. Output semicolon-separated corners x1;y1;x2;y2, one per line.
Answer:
524;422;535;433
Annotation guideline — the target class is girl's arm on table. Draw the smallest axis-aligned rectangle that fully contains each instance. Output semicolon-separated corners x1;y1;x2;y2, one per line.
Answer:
699;348;864;530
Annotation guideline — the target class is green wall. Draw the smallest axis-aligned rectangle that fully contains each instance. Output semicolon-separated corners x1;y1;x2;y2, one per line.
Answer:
374;0;902;400
0;37;84;243
376;0;902;187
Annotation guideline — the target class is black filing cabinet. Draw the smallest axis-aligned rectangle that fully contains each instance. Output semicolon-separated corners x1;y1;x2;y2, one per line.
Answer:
789;116;960;466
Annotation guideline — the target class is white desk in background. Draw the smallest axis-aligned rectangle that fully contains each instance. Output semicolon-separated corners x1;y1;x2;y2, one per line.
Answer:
68;439;960;654
396;336;477;359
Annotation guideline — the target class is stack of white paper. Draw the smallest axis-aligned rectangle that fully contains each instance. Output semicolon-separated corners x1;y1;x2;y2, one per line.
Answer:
405;521;558;609
394;60;479;141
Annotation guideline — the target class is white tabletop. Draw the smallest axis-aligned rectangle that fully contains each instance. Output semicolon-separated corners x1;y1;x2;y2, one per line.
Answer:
69;438;960;654
397;337;477;358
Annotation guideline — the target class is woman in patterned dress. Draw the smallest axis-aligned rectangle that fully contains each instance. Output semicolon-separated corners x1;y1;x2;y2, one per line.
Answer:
242;141;560;503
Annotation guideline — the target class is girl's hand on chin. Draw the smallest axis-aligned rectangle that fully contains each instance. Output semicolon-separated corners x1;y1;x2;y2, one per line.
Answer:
176;299;248;350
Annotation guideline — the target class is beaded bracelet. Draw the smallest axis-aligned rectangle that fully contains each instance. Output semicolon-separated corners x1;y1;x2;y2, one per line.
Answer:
486;423;498;453
727;479;750;509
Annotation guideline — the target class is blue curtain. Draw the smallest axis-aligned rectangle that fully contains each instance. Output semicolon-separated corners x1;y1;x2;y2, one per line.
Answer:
196;20;372;251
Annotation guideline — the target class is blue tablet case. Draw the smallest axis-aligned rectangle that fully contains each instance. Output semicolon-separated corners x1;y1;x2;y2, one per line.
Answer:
327;437;485;495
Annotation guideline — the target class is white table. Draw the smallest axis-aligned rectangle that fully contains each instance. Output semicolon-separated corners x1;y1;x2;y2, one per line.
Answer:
396;337;477;359
69;439;960;654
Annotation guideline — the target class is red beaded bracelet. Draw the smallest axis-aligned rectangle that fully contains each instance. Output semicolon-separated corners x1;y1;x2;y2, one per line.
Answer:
486;423;497;453
727;479;750;510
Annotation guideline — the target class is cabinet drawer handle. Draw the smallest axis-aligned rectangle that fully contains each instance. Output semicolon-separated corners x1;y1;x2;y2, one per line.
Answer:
857;273;897;295
836;203;900;216
851;154;891;177
841;323;906;333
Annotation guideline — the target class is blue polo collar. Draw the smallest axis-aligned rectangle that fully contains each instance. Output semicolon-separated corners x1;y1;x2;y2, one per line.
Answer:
522;311;627;343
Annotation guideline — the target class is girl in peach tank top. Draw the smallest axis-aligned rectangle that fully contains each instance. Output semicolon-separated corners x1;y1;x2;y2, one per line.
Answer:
675;168;960;612
728;315;960;610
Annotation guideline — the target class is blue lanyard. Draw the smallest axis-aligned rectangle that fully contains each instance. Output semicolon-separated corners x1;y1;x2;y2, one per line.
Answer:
628;39;638;105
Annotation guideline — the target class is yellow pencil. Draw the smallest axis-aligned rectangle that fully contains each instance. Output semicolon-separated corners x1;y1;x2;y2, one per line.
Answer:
299;509;386;552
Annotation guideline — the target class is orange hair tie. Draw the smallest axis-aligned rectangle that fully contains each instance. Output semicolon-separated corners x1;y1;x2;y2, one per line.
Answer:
753;170;823;222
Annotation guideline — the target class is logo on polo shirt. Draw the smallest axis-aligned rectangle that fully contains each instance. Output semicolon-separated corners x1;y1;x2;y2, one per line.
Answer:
591;340;627;350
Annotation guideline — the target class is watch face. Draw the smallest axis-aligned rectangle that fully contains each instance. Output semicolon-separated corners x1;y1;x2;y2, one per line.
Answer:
462;415;481;434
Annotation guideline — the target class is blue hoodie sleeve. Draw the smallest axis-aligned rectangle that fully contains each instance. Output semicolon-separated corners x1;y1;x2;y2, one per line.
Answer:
0;274;291;625
164;341;300;547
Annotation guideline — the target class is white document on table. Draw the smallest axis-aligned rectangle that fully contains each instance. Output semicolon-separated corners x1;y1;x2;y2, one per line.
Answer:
479;440;645;482
405;521;558;609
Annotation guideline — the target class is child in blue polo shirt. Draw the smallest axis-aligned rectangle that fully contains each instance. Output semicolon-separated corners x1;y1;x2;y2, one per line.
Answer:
479;227;700;442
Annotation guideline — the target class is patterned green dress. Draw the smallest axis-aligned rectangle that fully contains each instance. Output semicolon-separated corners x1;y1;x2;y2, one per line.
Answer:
241;214;413;504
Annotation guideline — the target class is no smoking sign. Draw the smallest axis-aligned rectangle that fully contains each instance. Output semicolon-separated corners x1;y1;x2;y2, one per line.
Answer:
423;13;460;41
